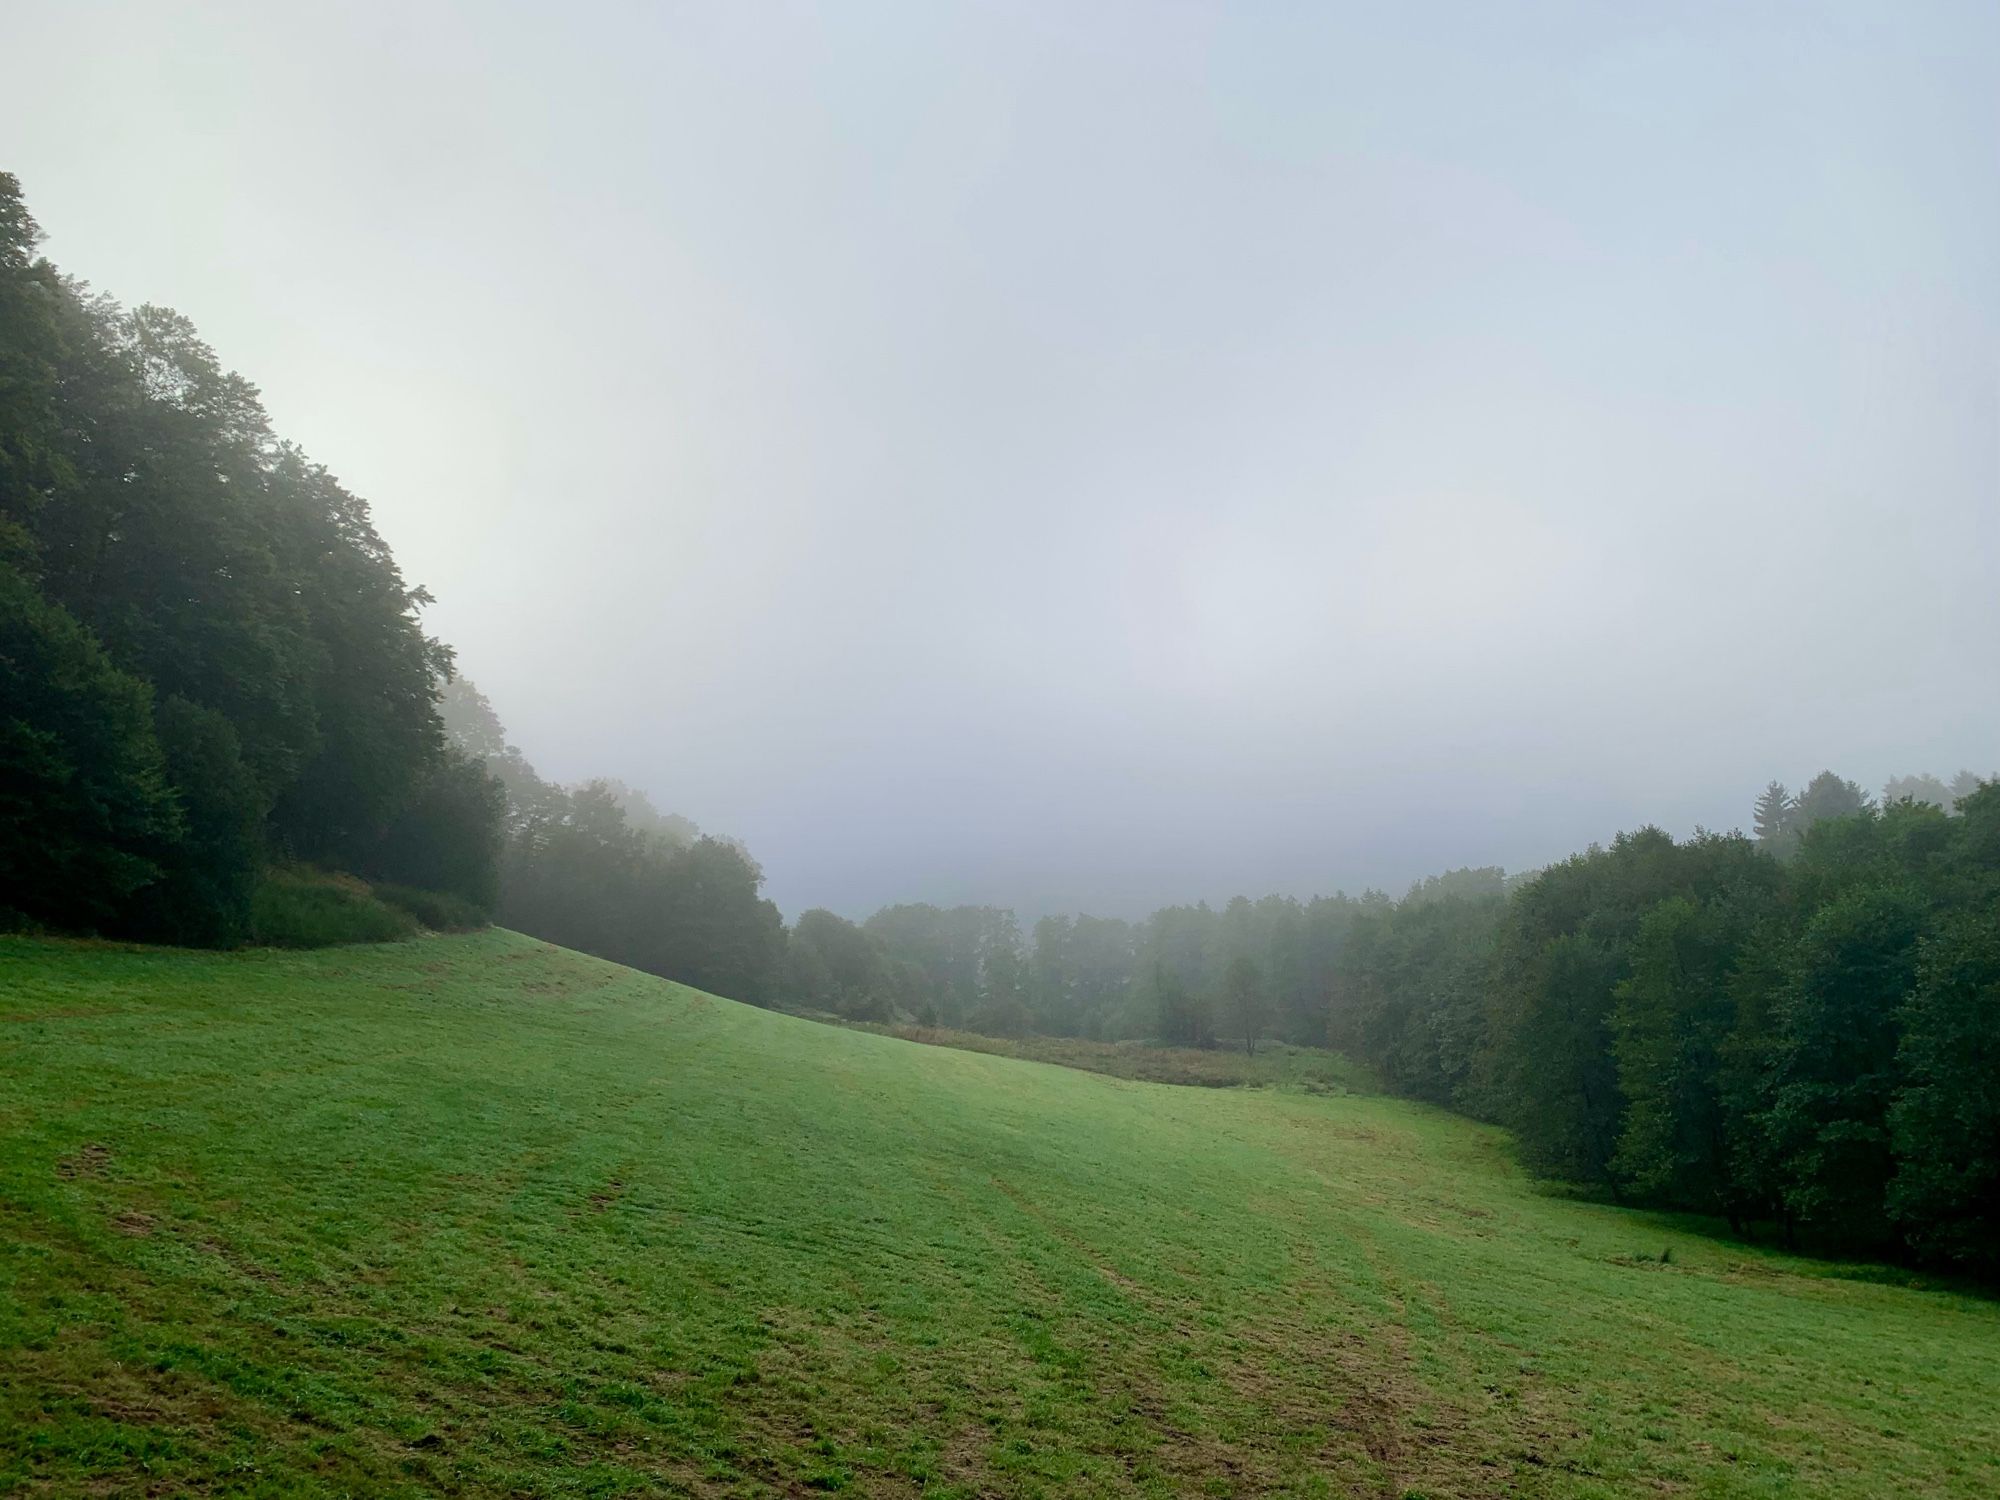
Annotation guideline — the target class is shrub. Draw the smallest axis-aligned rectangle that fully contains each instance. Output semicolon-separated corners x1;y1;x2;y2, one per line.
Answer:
250;869;415;948
372;883;487;932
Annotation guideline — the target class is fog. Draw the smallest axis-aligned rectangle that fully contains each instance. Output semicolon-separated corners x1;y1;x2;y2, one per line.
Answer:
7;1;1995;919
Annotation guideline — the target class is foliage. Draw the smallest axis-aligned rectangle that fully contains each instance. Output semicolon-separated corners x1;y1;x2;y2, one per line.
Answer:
362;749;506;910
1220;953;1268;1055
248;868;417;947
370;882;489;933
126;696;265;946
0;562;177;926
0;172;503;944
1887;913;2000;1276
787;907;904;1019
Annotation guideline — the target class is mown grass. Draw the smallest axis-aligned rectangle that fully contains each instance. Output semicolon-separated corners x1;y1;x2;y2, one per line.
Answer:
2;931;1995;1498
850;1024;1373;1092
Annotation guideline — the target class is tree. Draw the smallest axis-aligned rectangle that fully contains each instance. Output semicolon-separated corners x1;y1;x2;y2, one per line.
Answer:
1610;892;1769;1228
366;749;507;910
1153;961;1211;1048
1763;884;1925;1250
438;675;553;825
1790;771;1872;834
1948;770;1991;812
0;564;178;928
0;173;70;543
1337;883;1501;1107
787;909;895;1019
1485;828;1689;1188
1887;916;2000;1274
1222;954;1268;1055
1753;781;1794;852
265;449;451;866
1882;773;1951;811
127;696;264;946
650;837;785;1004
600;779;700;849
1495;930;1627;1185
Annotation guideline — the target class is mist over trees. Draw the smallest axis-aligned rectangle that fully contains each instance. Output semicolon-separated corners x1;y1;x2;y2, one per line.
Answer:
439;677;784;1003
4;164;1993;1279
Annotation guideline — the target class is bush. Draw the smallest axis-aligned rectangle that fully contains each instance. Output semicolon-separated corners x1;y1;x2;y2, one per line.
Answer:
250;869;416;948
372;882;487;932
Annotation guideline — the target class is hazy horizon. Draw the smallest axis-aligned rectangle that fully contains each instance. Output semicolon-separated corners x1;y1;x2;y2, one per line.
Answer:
7;1;1995;921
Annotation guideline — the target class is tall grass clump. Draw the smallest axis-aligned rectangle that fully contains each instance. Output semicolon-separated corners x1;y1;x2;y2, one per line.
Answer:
371;883;489;932
249;870;416;948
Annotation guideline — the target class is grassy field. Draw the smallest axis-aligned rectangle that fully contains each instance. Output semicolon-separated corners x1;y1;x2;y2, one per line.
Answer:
3;932;1996;1498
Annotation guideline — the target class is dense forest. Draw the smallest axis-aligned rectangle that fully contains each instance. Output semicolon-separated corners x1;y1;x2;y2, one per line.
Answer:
0;173;503;943
0;170;781;981
5;168;1995;1278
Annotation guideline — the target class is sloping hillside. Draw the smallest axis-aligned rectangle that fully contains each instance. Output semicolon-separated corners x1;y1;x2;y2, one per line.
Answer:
2;932;1995;1497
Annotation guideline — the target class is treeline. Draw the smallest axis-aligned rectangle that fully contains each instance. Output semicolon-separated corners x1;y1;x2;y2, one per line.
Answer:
783;775;1999;1276
1483;783;1998;1273
439;680;784;1002
0;173;502;941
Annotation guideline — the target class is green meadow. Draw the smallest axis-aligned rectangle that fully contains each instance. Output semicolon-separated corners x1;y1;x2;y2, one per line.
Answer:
3;931;1995;1498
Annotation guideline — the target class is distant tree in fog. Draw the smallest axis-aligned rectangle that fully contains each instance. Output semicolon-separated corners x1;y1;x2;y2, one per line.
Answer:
1791;771;1873;829
1153;961;1212;1048
1753;781;1794;851
439;677;550;823
1882;773;1951;810
1222;954;1268;1056
598;778;699;849
1948;770;1992;810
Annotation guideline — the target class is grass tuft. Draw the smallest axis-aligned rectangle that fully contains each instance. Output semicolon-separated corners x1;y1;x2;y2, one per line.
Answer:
369;883;488;933
248;868;417;947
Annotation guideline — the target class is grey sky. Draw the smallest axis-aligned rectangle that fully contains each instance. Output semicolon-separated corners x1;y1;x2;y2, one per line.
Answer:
7;2;1995;919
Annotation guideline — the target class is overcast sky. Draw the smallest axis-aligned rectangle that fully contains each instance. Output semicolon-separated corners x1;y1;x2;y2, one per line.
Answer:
6;2;1995;919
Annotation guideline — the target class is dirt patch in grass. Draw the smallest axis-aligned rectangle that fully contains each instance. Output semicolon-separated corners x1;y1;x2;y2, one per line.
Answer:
56;1143;113;1179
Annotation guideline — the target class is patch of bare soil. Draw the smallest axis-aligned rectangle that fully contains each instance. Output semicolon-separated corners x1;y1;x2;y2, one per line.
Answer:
56;1143;113;1179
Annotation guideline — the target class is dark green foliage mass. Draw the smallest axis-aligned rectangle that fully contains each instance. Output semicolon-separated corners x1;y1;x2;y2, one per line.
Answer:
361;749;508;911
0;172;502;941
1888;911;2000;1276
130;696;265;946
0;562;177;926
249;869;419;947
